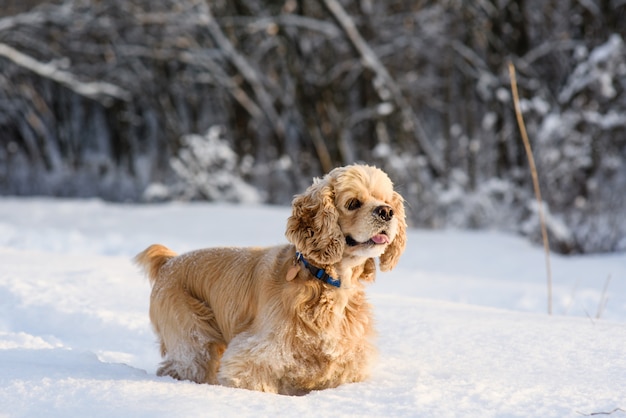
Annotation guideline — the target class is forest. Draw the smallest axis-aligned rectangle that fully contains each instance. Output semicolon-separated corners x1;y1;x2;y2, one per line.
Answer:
0;0;625;254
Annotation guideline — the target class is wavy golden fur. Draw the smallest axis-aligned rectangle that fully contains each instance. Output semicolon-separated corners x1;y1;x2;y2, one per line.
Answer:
135;164;406;395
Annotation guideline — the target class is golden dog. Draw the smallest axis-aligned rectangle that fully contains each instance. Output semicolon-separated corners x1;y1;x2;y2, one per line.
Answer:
135;164;406;395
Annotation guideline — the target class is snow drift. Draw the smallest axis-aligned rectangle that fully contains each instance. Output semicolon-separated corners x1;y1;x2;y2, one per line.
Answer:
0;198;624;417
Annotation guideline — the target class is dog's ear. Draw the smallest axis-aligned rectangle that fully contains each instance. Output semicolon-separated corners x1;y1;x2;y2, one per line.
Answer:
285;177;345;266
379;191;407;271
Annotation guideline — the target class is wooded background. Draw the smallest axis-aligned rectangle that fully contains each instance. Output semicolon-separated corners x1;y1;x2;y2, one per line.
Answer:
1;0;625;254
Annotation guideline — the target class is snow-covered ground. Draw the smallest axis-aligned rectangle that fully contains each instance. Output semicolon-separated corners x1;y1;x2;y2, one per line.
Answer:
0;197;624;417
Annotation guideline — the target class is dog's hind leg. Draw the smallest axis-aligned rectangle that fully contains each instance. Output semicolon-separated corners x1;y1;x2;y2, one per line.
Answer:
152;289;225;384
157;341;225;384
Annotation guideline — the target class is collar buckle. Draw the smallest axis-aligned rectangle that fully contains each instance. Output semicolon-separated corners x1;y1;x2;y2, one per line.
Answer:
294;251;341;288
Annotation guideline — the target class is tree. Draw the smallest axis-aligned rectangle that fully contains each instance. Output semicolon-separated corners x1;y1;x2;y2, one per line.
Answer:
1;0;625;253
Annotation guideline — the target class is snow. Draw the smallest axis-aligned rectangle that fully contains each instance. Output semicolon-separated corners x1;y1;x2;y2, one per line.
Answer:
1;197;625;417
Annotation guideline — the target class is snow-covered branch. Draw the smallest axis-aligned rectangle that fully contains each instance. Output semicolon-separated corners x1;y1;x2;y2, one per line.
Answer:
0;43;130;104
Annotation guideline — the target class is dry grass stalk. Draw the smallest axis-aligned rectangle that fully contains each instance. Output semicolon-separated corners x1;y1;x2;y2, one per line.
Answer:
508;62;553;315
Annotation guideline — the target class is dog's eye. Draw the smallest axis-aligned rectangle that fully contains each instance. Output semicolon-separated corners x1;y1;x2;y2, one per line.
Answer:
346;198;362;211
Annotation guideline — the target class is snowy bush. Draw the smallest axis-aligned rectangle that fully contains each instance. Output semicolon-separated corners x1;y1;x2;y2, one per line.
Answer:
532;34;626;253
157;127;262;204
437;175;525;231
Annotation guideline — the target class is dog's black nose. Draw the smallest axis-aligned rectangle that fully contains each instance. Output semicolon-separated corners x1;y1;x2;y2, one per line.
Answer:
374;205;394;222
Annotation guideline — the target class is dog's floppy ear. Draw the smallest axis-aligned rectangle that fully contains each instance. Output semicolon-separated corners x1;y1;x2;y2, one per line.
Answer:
285;176;345;266
379;191;407;271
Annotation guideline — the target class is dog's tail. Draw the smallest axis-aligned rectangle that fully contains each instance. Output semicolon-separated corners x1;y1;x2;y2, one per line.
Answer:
134;244;177;285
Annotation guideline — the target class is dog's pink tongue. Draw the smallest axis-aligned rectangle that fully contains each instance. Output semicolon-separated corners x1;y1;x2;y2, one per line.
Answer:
371;234;389;244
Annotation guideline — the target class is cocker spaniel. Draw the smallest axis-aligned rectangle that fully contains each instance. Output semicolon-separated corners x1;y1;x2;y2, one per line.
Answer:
135;164;406;395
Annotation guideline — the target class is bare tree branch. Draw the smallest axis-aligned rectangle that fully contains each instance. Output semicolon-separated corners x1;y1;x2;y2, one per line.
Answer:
321;0;444;175
137;13;341;37
197;0;284;138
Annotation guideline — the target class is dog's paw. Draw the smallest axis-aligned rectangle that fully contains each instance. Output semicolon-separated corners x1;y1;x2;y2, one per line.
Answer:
157;359;206;383
218;369;281;394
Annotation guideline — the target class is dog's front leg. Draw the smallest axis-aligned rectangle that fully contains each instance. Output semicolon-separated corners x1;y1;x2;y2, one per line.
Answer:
217;331;285;394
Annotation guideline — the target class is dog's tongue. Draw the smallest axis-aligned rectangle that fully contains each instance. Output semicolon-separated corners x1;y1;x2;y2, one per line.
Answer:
371;234;389;244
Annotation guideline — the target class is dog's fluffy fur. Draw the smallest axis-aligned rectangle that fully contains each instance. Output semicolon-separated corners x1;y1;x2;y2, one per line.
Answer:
135;164;406;395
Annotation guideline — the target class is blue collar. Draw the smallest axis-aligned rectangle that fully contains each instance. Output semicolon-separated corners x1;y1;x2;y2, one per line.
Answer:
295;252;341;288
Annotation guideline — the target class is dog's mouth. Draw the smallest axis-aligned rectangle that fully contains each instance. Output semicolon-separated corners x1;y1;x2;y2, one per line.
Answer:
346;232;390;247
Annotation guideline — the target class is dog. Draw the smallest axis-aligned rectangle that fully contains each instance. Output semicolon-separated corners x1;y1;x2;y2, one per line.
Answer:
135;164;406;395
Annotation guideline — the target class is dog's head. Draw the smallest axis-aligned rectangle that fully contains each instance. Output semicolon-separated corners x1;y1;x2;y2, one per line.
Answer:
286;164;406;271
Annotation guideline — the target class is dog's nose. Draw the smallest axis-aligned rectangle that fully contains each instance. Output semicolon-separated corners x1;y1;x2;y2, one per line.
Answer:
374;205;394;222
